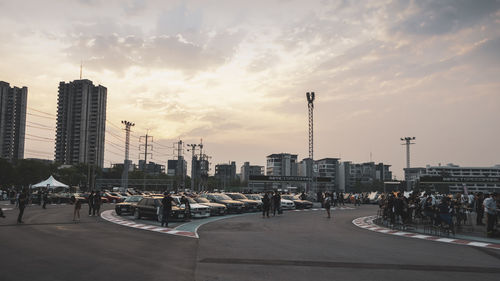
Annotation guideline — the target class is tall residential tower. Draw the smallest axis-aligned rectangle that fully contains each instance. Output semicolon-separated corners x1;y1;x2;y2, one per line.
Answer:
55;79;107;167
0;81;27;161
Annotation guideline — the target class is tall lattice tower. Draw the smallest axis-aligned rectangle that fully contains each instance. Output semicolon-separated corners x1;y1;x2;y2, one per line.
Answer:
306;92;315;160
306;92;315;193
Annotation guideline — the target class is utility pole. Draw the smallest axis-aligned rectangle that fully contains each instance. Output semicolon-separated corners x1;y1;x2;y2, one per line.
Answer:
306;92;315;193
401;136;416;191
121;120;135;190
139;132;153;189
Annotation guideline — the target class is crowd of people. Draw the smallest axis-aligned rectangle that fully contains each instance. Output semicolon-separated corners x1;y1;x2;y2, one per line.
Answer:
378;191;499;237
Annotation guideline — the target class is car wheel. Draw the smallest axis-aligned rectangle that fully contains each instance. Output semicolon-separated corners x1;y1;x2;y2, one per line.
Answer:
134;209;140;219
157;213;163;223
116;209;121;216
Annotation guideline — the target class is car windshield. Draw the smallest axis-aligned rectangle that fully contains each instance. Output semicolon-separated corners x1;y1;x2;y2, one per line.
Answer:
281;195;295;200
195;197;210;203
228;193;247;200
125;196;142;202
187;197;197;204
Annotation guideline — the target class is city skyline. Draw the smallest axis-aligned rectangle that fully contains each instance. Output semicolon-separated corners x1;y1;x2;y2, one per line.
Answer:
1;0;499;179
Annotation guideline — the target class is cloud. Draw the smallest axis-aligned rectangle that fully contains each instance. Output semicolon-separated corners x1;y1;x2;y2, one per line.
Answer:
390;0;500;36
65;31;242;74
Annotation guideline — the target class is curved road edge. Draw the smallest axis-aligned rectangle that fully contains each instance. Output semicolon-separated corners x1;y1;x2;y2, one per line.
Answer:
352;216;500;251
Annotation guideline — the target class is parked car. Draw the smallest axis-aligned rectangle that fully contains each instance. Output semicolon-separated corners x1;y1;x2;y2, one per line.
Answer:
280;198;296;210
172;196;210;219
115;195;143;215
133;196;186;222
225;193;262;212
244;194;262;202
281;194;313;209
194;197;227;216
202;193;244;213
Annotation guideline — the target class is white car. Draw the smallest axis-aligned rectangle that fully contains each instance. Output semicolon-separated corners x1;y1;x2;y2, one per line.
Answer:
173;196;210;218
280;199;295;210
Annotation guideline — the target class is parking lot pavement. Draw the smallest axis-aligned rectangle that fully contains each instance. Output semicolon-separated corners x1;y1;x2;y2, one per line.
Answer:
195;205;500;281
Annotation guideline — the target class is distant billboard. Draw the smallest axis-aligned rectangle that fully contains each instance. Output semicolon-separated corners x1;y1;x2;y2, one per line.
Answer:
249;175;333;183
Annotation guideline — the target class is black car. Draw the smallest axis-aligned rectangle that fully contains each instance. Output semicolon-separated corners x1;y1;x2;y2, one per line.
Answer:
132;196;186;222
115;195;143;215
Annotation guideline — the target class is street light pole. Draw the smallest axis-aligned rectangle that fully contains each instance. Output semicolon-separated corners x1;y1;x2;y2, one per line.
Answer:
400;137;416;191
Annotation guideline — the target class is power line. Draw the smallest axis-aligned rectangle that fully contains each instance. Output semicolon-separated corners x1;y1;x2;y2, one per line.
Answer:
27;107;56;116
27;112;56;120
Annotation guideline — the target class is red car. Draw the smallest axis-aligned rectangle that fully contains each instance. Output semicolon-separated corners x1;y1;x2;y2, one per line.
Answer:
102;192;122;203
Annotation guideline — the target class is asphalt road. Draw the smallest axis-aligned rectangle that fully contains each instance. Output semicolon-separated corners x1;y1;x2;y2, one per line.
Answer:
1;203;499;281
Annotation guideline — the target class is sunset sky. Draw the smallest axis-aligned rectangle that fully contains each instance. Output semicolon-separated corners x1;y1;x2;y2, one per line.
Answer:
1;0;499;179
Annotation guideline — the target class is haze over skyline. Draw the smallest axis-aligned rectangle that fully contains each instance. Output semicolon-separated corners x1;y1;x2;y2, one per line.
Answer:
1;0;499;179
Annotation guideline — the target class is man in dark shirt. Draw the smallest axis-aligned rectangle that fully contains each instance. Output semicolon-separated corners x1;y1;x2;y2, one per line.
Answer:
262;192;271;218
161;192;174;227
92;191;102;216
476;192;485;226
272;191;281;216
17;190;28;223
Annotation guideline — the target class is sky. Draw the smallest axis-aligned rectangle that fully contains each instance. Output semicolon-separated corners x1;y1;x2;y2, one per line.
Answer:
1;0;499;179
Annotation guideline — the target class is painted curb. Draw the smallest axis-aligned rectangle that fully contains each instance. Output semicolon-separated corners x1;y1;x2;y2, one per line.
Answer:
101;210;198;238
101;207;357;238
352;215;500;251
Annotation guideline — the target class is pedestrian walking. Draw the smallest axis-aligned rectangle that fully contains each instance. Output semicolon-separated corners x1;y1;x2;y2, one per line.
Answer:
71;195;82;221
88;191;95;216
161;192;174;227
262;192;271;218
324;192;332;218
17;189;28;223
92;191;102;216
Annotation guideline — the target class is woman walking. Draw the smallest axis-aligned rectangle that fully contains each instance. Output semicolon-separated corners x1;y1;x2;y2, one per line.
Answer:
71;195;82;222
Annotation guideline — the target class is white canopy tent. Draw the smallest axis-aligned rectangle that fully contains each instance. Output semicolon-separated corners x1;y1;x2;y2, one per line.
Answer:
32;176;69;189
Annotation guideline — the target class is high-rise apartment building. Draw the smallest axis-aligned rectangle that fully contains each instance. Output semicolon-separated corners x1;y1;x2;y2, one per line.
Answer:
55;79;107;167
0;81;27;161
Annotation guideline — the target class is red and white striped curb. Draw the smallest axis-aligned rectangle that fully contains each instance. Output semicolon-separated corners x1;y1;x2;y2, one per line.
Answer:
352;215;500;251
101;210;197;238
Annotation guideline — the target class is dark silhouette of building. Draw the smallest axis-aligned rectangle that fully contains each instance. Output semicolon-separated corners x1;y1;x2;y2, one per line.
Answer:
55;79;106;167
0;81;27;161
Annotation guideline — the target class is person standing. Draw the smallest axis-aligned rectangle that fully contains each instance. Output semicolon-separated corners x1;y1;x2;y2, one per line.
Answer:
262;192;271;218
17;189;28;223
324;192;332;218
161;192;174;227
92;191;102;216
484;193;498;237
180;195;191;220
272;191;281;216
42;190;48;209
476;192;485;226
88;191;95;216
